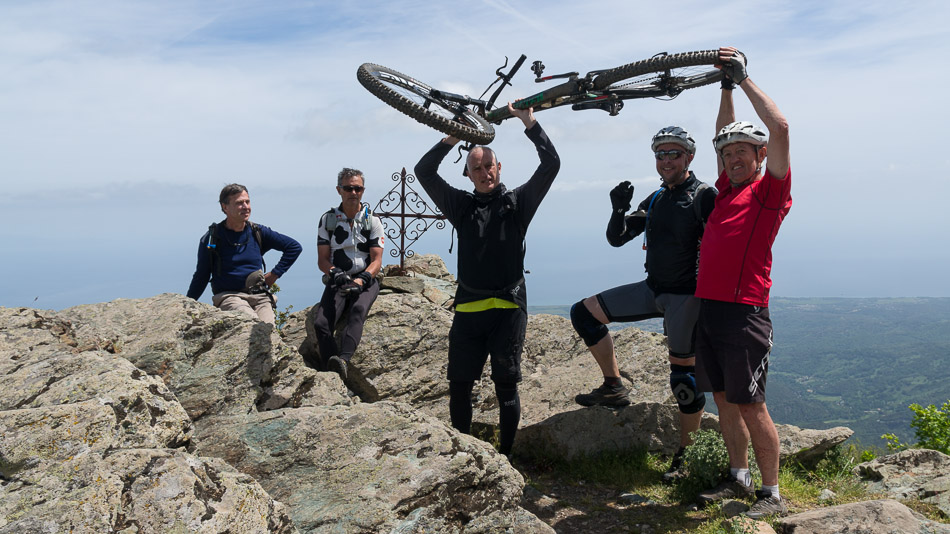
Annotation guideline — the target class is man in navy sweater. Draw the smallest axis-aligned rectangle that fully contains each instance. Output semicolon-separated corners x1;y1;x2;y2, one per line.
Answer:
187;184;302;324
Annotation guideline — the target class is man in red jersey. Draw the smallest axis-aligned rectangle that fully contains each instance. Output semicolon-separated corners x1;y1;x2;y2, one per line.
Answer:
693;46;792;520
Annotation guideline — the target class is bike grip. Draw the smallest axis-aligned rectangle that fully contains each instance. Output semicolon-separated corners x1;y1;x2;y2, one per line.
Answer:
509;54;528;77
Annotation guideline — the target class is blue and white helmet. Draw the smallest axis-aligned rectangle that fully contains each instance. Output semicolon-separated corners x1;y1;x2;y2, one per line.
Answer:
713;121;768;152
651;126;696;155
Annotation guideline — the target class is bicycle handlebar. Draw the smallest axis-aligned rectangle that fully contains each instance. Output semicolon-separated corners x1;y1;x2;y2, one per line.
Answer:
486;54;528;110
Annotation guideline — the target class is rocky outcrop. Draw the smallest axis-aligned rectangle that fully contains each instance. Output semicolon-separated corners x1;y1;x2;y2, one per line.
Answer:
775;499;950;533
0;254;871;532
58;295;352;420
774;423;853;468
1;291;551;533
854;448;950;517
512;405;852;461
514;403;721;459
194;403;551;533
0;307;296;533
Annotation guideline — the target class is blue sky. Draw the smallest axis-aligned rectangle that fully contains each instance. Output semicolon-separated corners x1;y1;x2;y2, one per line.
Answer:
2;0;949;312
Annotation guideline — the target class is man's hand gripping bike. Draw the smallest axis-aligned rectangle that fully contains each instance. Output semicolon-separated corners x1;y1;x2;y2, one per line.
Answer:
357;50;723;145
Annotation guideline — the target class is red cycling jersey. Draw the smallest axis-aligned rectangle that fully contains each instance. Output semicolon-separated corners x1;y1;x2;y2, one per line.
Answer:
696;167;791;306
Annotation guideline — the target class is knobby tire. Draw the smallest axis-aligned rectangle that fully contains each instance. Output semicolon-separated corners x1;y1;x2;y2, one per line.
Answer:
595;50;721;90
357;63;495;145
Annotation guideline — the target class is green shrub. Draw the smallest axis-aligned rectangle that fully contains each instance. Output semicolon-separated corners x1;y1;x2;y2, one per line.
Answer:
881;400;950;454
672;429;731;500
269;283;294;335
909;401;950;454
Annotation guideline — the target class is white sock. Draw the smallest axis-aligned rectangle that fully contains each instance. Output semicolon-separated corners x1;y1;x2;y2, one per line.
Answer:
731;468;752;487
761;484;780;500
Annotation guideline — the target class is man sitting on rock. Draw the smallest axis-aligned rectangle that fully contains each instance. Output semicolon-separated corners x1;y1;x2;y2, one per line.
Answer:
311;168;385;379
187;183;301;325
414;103;560;457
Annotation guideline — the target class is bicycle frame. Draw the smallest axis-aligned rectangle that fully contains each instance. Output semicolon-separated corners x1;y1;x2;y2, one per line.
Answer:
478;53;722;123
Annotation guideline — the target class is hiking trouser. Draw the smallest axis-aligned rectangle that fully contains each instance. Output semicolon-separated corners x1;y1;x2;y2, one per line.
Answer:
312;279;380;366
447;307;527;383
213;291;276;324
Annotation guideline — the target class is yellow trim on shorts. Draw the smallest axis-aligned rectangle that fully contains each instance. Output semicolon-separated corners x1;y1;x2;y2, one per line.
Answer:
455;298;519;312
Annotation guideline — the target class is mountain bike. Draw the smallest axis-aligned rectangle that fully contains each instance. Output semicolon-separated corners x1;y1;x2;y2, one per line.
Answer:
357;50;723;145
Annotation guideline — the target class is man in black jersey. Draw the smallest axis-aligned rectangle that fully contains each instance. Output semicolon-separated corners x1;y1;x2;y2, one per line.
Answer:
569;126;717;481
414;103;560;457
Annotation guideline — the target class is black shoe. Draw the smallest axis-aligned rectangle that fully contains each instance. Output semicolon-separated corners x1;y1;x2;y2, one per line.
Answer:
327;356;348;380
574;383;631;407
662;447;686;484
697;476;754;505
744;489;788;518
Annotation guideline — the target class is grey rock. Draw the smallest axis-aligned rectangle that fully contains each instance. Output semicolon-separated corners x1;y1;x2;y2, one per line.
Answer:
855;448;950;517
817;488;836;502
514;402;720;460
721;499;751;517
774;423;853;468
380;254;457;307
515;402;853;462
56;294;352;421
0;330;191;448
393;253;456;281
0;402;295;533
775;499;950;534
380;275;425;294
192;402;544;534
728;517;775;534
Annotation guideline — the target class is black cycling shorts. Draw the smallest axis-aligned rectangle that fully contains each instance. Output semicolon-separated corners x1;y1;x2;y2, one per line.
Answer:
695;299;773;404
447;307;527;383
597;280;700;357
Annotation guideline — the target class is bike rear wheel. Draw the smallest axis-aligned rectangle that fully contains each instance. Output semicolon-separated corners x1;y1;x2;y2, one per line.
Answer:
358;63;495;145
594;50;722;93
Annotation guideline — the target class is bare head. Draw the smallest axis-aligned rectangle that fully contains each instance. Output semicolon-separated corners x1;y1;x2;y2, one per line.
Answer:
465;146;501;194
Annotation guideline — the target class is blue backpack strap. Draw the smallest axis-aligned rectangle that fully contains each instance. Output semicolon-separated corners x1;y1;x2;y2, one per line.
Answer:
642;189;663;250
207;222;221;276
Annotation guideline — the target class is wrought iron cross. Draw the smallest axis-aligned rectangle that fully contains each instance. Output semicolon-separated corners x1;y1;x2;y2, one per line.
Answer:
372;168;447;275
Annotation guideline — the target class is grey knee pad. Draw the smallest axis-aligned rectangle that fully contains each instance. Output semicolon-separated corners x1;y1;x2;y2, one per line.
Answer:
670;364;705;414
570;300;608;347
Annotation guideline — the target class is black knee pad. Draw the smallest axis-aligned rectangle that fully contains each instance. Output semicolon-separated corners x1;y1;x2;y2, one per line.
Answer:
570;300;608;347
670;364;706;414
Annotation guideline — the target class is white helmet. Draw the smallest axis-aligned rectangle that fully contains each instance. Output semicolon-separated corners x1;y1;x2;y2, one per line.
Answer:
651;126;696;155
713;121;768;152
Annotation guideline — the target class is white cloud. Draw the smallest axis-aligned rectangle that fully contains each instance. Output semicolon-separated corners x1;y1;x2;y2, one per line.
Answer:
2;0;950;309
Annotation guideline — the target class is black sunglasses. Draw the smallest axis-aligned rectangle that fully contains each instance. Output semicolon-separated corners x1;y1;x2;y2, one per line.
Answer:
339;185;364;193
654;150;684;161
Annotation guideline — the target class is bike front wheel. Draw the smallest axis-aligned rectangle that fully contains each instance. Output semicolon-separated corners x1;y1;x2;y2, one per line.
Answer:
357;63;495;145
594;50;723;96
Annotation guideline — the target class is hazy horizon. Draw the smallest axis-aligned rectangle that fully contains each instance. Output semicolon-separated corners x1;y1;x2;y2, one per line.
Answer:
3;1;949;311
